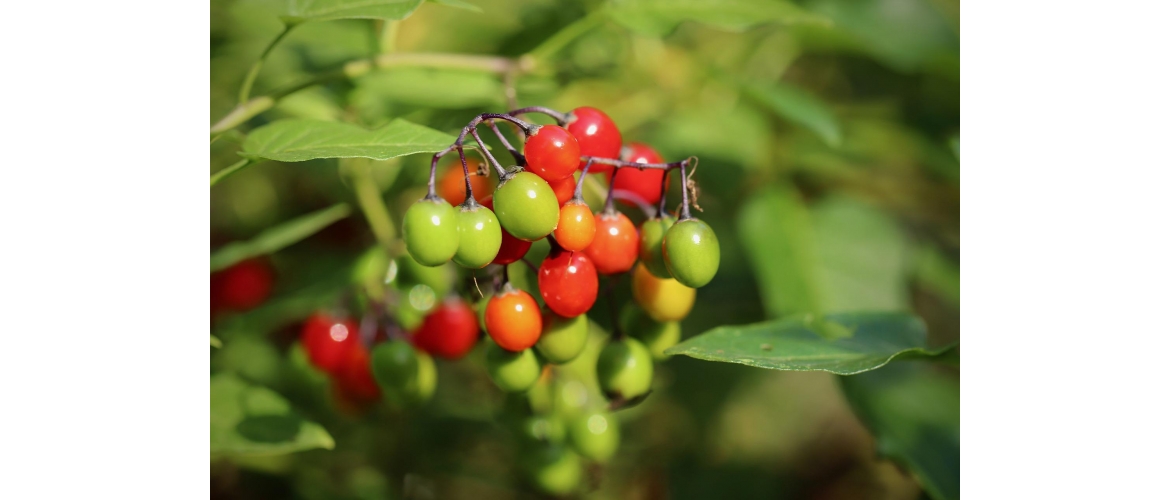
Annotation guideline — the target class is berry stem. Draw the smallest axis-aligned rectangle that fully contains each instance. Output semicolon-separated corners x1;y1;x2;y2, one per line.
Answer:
469;128;508;180
458;146;475;204
579;156;685;171
679;158;693;220
485;119;525;165
657;173;670;218
508;106;569;126
572;159;594;201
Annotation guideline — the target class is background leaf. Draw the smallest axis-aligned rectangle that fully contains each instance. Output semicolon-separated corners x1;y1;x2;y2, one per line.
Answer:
241;119;457;162
841;363;959;500
426;0;483;12
664;312;951;375
210;203;351;272
285;0;424;23
742;80;841;147
738;183;822;316
607;0;830;37
211;335;223;348
350;68;504;116
210;373;335;457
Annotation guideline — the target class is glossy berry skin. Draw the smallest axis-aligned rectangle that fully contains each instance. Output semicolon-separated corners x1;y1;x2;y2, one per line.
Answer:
494;171;560;241
403;198;459;266
300;313;358;375
524;125;581;182
524;446;582;496
453;204;502;268
584;211;639;275
536;311;589;364
335;344;381;404
664;218;721;288
485;287;543;351
611;143;669;207
553;202;595;251
538;248;598;318
485;341;542;392
631;263;695;322
566;107;622;174
411;299;480;360
211;258;273;311
439;159;492;206
596;337;654;400
639;215;676;278
621;303;680;361
548;175;577;206
568;412;620;462
482;195;533;265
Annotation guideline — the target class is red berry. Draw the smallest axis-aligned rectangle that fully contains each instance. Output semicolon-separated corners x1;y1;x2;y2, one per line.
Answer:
335;344;381;404
538;247;599;317
524;125;581;182
584;211;639;275
611;143;669;207
438;159;493;206
485;287;543;351
566;107;622;174
484;196;533;264
411;299;480;360
301;313;358;375
211;258;273;311
548;175;577;206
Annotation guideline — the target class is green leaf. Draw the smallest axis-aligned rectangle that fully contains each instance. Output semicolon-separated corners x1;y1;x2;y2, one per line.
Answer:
742;80;841;147
240;118;457;163
211;335;223;348
738;184;822;316
351;68;504;116
841;363;959;500
284;0;424;23
211;373;334;457
210;203;351;272
664;312;952;375
607;0;830;37
426;0;482;12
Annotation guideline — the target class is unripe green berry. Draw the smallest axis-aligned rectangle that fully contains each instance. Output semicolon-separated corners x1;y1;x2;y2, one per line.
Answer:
536;312;588;364
524;446;581;496
639;216;676;279
596;337;654;400
403;198;459;266
485;341;542;392
620;304;681;361
663;218;720;288
568;412;620;462
494;171;559;241
452;204;502;268
371;340;419;397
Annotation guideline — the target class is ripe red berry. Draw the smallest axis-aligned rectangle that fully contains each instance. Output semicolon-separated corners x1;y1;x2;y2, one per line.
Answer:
538;247;599;318
611;143;668;207
301;313;359;375
335;343;381;404
548;175;577;206
553;201;596;251
584;211;639;275
411;299;480;360
438;159;492;206
211;258;273;311
524;125;581;182
566;107;622;174
483;196;533;265
485;286;543;352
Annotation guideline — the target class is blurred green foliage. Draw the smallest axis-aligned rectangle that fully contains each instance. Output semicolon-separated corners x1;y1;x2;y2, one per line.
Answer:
211;0;958;498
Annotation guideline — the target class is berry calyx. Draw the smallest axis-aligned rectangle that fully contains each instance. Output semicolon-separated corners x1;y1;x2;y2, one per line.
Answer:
485;285;543;351
621;303;680;361
438;159;492;206
494;171;560;241
452;203;502;269
568;412;620;462
410;299;480;360
631;262;695;322
583;210;639;275
536;311;589;364
596;337;654;400
639;215;677;279
524;125;581;182
565;107;622;174
663;218;720;288
300;312;358;375
553;201;596;252
403;198;459;266
538;247;599;318
611;142;669;207
485;341;542;392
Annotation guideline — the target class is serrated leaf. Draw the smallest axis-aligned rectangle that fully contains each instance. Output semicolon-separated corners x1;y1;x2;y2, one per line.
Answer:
427;0;482;12
284;0;423;23
210;203;351;272
743;80;841;147
841;363;959;500
607;0;830;37
665;312;952;375
240;119;457;162
211;373;334;457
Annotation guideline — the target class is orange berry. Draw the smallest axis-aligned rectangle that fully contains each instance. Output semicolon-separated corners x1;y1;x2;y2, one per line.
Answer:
553;202;596;251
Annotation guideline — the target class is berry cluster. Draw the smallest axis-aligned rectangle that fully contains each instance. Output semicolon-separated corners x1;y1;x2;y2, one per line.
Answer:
295;105;719;495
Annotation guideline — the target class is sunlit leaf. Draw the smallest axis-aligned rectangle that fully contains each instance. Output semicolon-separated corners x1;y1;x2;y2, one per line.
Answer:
210;373;334;457
210;203;352;272
742;80;841;147
351;68;504;116
665;312;950;374
427;0;482;12
241;119;457;162
607;0;830;37
284;0;424;23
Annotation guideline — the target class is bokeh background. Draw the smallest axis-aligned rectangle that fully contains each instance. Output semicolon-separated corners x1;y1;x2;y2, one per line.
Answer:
211;0;959;498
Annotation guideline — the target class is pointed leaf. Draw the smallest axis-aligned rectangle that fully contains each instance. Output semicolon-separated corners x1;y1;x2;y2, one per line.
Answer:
240;118;457;163
607;0;829;37
664;312;953;375
210;203;351;272
285;0;424;23
211;373;334;457
743;80;842;147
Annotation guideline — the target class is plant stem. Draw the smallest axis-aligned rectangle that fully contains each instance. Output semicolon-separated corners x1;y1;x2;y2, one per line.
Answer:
379;20;400;54
351;162;397;247
526;10;608;63
210;158;255;187
509;106;569;125
573;159;594;200
238;23;296;105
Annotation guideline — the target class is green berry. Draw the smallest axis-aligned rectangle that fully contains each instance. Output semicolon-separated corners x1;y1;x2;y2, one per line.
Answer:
663;218;720;288
536;312;588;364
411;351;437;404
453;204;502;268
620;304;681;361
524;446;581;496
639;216;676;279
517;415;567;447
396;254;455;298
568;412;620;462
371;340;419;395
596;337;654;400
403;198;459;266
494;171;559;241
485;341;542;392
